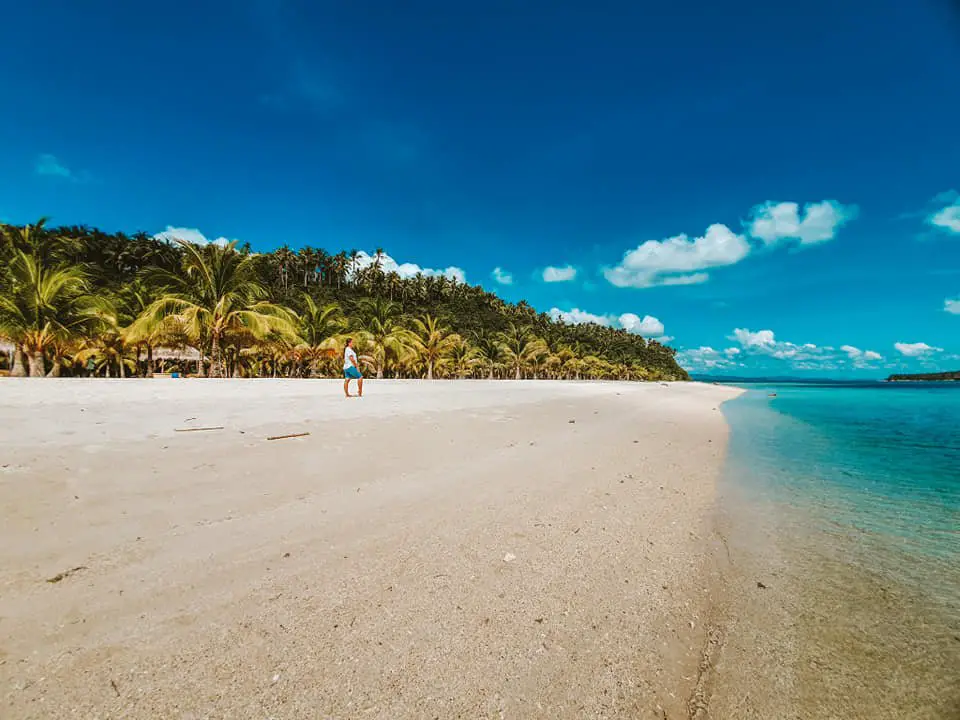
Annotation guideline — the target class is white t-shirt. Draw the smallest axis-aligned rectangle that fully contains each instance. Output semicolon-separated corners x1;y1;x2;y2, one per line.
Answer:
343;346;358;371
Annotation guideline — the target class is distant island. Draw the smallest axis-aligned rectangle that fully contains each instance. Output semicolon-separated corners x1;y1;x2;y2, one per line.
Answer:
886;370;959;382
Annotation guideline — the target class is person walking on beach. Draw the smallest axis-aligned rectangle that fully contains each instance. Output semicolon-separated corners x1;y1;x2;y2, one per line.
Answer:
343;338;363;397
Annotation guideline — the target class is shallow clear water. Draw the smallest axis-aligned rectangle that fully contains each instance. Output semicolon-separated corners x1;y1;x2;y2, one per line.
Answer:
723;382;960;608
717;382;960;716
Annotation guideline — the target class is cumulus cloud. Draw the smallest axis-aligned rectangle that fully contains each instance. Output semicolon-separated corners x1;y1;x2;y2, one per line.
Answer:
542;265;577;282
746;200;858;246
676;346;739;371
548;307;667;337
548;307;609;326
617;313;665;337
491;267;513;285
732;328;776;349
153;226;233;247
946;298;960;314
353;250;466;283
840;345;883;367
729;328;881;369
603;224;749;289
894;342;943;357
928;191;960;234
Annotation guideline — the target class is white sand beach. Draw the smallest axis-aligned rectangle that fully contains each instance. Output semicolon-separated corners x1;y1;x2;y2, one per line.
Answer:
0;379;741;719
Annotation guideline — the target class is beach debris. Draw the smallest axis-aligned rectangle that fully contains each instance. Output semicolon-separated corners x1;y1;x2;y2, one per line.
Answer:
283;552;291;558
568;419;576;424
503;552;517;563
756;581;767;589
573;527;581;534
110;679;120;697
271;673;281;684
183;417;197;422
534;617;544;624
46;566;87;583
266;432;311;441
174;426;224;433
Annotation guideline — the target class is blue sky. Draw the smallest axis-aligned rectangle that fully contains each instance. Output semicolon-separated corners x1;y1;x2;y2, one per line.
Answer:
2;0;959;376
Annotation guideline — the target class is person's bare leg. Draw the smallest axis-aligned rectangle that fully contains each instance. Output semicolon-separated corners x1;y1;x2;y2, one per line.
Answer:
344;378;351;397
358;377;363;397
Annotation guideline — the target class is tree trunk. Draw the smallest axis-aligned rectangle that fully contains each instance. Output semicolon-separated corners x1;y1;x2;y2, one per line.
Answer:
135;345;142;377
46;362;62;377
119;356;127;378
147;345;155;377
515;364;521;380
10;345;27;377
488;366;494;380
427;361;434;380
28;351;45;377
377;365;385;380
210;336;223;378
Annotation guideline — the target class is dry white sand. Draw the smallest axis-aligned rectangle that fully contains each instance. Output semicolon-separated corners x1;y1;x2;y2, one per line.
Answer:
0;379;741;719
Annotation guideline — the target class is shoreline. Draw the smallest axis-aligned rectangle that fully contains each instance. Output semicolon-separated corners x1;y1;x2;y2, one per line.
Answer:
0;379;742;718
705;389;960;719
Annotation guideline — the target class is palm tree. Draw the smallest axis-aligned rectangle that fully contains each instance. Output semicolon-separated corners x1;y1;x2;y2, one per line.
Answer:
0;250;99;376
409;314;460;380
447;336;480;379
354;297;412;379
296;295;344;376
471;329;502;380
134;240;297;378
496;323;548;380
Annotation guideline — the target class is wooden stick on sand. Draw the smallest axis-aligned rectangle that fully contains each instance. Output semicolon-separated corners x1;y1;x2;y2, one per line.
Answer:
266;432;311;441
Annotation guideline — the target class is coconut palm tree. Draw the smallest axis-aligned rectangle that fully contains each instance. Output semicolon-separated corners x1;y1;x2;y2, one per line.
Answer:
134;240;297;378
471;329;502;380
496;323;548;380
354;297;413;379
296;295;344;376
409;314;461;380
0;249;100;377
447;336;480;379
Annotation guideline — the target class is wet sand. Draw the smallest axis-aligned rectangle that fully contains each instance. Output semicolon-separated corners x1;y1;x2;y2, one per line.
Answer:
0;379;741;719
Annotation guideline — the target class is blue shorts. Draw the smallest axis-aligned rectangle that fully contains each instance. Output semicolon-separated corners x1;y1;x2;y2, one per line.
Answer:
344;366;362;380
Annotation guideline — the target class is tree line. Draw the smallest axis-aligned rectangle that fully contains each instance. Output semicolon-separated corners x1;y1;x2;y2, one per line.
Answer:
0;220;688;381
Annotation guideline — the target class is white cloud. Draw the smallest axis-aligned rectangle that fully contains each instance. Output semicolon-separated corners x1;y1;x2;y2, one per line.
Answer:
353;250;466;283
603;223;749;289
728;328;883;369
840;345;883;366
542;265;577;282
732;328;776;348
549;307;610;326
894;342;943;357
491;267;513;285
35;153;80;181
617;313;664;337
929;192;960;234
153;226;233;247
746;200;857;246
548;307;667;337
946;298;960;314
653;336;674;344
677;346;738;371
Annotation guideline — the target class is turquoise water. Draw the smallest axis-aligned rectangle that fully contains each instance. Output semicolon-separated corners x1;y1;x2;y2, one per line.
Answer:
722;382;960;606
719;382;960;715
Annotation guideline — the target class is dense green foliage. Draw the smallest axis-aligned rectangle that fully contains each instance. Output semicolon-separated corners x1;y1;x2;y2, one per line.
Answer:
887;371;959;382
0;220;688;380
